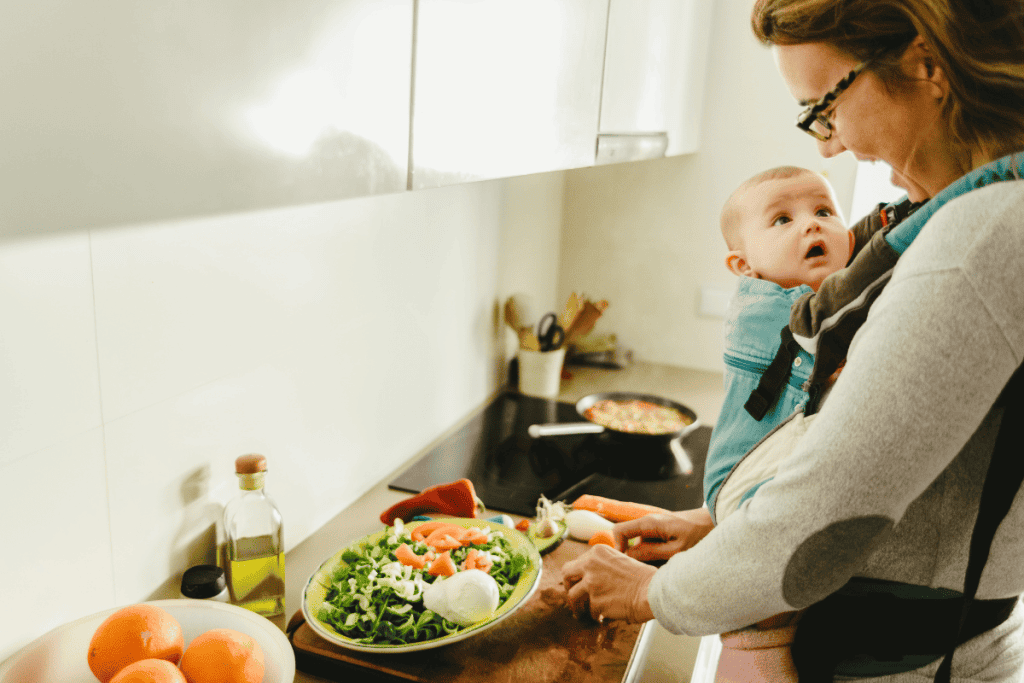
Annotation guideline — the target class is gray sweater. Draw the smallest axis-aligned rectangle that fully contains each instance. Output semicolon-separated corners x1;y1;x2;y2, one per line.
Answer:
649;181;1024;672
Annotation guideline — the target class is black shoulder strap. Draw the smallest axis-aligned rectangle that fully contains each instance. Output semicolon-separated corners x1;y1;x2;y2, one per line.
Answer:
744;326;802;421
935;363;1024;682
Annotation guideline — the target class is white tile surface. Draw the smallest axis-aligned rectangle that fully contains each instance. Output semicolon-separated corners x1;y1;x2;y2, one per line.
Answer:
0;429;113;663
1;166;568;664
0;233;102;466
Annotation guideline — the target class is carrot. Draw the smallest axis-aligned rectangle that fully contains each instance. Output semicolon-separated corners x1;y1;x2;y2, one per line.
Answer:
589;529;618;548
515;519;531;533
571;495;668;522
395;543;427;569
428;550;457;577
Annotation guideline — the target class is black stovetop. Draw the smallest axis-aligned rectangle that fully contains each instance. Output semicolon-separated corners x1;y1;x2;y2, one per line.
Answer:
388;392;710;517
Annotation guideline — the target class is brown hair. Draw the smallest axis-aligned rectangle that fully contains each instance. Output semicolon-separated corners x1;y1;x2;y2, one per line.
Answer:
720;165;821;250
750;0;1024;165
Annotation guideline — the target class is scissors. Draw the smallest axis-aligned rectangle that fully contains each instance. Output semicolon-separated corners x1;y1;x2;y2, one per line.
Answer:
536;312;565;352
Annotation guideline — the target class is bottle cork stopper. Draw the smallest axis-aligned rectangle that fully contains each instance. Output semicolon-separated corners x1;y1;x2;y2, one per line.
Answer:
235;454;267;474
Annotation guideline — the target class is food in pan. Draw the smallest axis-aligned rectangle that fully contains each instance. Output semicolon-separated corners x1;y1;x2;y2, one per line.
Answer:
583;398;692;435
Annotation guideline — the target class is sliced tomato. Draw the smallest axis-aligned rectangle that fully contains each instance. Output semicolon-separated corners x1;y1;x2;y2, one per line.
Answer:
461;527;489;546
428;550;457;577
395;542;427;569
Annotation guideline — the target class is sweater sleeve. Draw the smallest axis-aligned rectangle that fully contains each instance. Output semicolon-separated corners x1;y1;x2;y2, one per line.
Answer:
646;186;1024;636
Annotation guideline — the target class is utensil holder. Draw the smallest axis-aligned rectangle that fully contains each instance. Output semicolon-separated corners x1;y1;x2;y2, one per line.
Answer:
517;347;566;398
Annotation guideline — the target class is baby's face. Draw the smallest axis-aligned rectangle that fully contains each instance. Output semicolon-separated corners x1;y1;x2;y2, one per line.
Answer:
731;174;852;291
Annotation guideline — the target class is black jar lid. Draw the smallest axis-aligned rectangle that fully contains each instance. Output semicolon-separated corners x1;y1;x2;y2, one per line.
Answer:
181;564;227;599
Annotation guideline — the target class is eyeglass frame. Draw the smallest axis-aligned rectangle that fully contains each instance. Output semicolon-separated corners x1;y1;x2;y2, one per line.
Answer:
795;58;874;141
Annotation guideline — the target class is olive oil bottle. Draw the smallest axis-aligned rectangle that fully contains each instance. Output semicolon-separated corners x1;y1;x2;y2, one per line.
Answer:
223;454;285;617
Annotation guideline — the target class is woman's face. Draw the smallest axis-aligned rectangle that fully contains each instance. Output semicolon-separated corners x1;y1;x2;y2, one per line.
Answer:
773;40;958;201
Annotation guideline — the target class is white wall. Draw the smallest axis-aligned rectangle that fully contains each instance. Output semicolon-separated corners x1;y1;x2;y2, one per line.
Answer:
558;0;858;372
0;171;565;661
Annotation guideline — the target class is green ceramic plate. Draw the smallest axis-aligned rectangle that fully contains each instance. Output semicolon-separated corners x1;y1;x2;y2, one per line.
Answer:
302;518;542;653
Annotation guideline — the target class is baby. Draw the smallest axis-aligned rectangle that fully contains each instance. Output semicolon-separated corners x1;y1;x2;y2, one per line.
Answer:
706;166;860;524
707;165;906;681
721;165;853;292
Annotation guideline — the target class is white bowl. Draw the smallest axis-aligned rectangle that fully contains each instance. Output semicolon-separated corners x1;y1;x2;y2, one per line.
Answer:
0;599;295;683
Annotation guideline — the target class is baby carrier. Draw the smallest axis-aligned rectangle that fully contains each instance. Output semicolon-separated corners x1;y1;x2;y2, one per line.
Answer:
737;153;1024;681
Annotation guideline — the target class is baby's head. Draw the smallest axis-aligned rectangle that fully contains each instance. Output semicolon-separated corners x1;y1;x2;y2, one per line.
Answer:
721;166;853;292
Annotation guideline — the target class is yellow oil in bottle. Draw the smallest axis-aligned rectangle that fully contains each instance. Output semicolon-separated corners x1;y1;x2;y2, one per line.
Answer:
227;534;285;617
223;454;285;618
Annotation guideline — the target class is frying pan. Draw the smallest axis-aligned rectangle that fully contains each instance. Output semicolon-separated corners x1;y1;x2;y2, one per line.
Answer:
527;391;700;474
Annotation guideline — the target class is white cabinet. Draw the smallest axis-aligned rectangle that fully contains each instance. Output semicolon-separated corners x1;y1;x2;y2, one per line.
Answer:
596;0;713;164
410;0;608;189
3;0;713;236
2;0;412;235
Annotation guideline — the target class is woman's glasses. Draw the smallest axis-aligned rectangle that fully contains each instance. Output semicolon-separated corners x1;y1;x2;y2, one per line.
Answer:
796;58;873;141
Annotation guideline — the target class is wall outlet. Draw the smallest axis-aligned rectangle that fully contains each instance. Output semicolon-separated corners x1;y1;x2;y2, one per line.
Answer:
699;284;731;318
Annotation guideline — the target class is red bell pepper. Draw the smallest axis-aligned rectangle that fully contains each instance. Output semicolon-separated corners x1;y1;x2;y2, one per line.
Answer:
379;478;484;524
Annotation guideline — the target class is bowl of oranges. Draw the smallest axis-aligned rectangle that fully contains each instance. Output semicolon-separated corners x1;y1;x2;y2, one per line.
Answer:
0;600;294;683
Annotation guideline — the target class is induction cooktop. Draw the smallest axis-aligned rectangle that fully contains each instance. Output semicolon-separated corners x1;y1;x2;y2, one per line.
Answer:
388;392;710;517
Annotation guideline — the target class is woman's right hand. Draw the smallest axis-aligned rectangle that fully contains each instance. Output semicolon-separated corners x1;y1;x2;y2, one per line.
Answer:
614;507;715;562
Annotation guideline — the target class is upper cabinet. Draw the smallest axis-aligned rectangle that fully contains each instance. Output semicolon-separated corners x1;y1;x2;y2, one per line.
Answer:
3;1;713;235
411;0;608;190
3;0;413;236
596;0;713;165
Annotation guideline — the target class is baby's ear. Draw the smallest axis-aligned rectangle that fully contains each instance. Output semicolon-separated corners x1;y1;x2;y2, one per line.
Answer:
726;251;755;277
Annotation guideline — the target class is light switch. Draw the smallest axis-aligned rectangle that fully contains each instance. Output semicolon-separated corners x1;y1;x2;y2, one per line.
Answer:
699;284;732;318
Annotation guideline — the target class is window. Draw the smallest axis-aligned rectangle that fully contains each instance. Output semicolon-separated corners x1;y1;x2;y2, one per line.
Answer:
849;161;906;221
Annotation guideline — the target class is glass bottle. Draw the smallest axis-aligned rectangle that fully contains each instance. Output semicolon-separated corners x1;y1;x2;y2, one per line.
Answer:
223;454;285;617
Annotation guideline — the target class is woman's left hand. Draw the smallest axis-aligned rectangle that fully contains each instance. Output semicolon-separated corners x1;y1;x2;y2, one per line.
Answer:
561;544;658;623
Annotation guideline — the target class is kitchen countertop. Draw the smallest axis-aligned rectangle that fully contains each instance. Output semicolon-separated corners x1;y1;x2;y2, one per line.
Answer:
205;361;724;682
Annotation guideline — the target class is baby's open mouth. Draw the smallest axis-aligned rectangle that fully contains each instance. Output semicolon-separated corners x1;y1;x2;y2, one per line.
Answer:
805;242;826;259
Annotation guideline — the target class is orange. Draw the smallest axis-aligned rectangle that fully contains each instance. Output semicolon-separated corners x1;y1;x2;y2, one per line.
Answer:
88;604;185;683
178;628;264;683
109;659;188;683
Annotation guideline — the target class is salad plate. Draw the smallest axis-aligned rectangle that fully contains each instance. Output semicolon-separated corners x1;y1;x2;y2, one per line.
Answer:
302;517;543;653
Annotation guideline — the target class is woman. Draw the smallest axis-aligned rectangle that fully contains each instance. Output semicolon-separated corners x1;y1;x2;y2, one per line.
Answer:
562;1;1024;680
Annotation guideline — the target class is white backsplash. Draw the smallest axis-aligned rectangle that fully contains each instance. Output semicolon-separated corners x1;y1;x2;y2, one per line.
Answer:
0;173;565;661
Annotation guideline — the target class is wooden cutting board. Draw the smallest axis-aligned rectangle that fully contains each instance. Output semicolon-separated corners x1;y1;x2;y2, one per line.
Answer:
287;538;647;683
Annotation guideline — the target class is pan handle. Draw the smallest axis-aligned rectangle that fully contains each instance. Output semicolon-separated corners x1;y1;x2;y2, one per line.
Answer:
668;421;701;475
528;423;606;438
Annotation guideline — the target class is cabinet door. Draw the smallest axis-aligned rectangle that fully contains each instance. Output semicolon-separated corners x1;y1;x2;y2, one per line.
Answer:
598;0;712;160
411;0;608;189
1;0;412;236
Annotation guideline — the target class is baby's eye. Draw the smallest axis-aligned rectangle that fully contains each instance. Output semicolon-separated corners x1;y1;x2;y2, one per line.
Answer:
816;208;834;217
771;215;792;227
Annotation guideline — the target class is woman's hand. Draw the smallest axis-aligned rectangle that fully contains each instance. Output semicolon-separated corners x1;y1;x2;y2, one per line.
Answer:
561;544;657;623
615;507;715;562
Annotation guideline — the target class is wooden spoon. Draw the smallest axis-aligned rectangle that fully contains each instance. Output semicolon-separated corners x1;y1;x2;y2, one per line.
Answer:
564;300;608;345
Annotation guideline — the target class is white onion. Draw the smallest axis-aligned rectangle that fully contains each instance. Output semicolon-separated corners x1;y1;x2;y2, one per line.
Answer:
565;509;615;541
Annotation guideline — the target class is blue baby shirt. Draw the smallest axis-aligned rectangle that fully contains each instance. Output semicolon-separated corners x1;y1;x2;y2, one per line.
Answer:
704;277;815;523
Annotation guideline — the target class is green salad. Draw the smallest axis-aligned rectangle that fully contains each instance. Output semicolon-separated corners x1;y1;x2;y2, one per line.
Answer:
317;520;529;645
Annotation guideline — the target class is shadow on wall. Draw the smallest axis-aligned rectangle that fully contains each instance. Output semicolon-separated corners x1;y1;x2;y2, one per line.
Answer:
148;465;223;600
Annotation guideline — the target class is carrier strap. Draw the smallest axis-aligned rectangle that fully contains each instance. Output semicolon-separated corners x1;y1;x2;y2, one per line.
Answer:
743;326;801;421
935;364;1024;682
